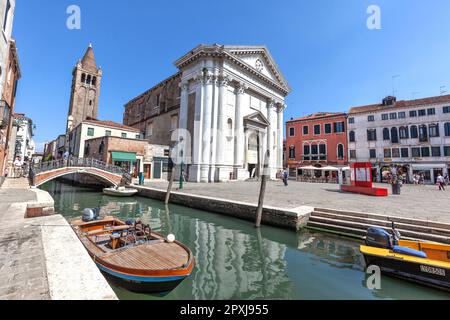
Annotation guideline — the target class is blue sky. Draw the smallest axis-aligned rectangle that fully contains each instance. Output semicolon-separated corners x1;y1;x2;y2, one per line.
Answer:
12;0;450;150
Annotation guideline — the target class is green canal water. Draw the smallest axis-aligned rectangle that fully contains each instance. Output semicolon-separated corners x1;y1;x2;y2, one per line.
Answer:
42;181;449;300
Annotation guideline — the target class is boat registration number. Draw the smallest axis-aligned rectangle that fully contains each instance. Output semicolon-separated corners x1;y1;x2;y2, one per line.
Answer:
420;265;446;277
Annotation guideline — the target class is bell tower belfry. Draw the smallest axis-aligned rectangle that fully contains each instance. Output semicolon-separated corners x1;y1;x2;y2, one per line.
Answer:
67;43;102;131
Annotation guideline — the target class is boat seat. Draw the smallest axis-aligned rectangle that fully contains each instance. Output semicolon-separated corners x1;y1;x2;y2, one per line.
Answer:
86;225;131;236
393;245;427;259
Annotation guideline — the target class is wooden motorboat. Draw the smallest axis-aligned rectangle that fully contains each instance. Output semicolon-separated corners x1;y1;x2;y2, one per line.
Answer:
71;213;195;294
360;225;450;292
103;186;138;197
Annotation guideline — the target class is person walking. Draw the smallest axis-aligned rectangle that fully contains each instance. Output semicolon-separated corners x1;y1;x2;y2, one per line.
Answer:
13;156;23;178
437;173;446;191
283;170;289;187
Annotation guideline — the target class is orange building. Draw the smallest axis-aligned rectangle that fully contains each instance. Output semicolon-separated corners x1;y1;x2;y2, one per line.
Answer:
285;112;348;179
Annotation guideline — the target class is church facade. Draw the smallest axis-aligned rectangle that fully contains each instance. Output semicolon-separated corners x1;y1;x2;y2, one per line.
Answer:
124;45;291;182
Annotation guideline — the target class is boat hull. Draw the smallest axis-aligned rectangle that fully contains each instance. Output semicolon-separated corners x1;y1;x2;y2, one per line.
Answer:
96;263;187;294
363;253;450;292
103;188;138;197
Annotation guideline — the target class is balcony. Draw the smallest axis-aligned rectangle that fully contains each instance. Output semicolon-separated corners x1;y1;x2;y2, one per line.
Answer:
0;100;11;129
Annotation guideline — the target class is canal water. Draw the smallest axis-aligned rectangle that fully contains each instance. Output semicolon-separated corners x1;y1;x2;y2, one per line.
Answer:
42;181;449;300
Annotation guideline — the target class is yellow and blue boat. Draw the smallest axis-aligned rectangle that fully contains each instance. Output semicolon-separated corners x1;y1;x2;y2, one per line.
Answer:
361;226;450;292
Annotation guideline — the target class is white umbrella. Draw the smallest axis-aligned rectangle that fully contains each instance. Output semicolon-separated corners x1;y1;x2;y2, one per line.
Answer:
299;166;318;170
341;166;351;171
321;166;339;171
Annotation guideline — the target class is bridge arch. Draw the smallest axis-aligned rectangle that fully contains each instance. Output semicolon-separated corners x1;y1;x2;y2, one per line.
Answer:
33;167;122;188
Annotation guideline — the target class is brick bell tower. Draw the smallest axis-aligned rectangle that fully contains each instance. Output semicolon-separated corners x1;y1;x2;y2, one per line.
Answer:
67;43;102;132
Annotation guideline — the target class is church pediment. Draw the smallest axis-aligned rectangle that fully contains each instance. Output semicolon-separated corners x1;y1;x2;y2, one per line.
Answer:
224;46;291;92
244;111;270;128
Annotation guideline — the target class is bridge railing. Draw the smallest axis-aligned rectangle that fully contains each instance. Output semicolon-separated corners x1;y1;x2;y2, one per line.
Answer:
29;156;132;186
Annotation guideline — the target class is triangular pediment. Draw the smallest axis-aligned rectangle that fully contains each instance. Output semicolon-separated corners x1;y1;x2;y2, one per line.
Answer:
224;46;290;92
244;111;270;127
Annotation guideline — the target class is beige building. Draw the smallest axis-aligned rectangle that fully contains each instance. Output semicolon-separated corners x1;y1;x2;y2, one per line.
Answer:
67;118;142;159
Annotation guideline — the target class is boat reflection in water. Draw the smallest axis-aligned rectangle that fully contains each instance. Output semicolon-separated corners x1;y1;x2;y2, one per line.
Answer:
43;181;450;300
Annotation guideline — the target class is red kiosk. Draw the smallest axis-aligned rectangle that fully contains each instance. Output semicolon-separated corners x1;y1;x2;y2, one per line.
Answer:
341;162;388;197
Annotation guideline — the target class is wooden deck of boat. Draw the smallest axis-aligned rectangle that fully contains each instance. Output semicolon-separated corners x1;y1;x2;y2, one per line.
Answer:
101;242;189;270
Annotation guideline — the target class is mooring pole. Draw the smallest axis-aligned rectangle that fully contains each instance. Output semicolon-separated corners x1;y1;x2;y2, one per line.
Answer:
256;150;270;228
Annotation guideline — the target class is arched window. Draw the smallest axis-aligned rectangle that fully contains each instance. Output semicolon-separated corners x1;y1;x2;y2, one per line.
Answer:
349;131;355;142
337;144;345;160
419;125;428;142
410;125;418;139
289;146;296;159
429;124;440;138
319;144;326;160
399;126;409;139
84;143;90;156
86;75;92;85
92;77;97;86
81;73;86;83
391;127;399;144
99;141;104;154
445;123;450;137
383;128;390;141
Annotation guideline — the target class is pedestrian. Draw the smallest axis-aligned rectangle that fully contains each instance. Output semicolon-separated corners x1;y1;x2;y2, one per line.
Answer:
437;173;446;191
13;156;23;178
283;170;289;186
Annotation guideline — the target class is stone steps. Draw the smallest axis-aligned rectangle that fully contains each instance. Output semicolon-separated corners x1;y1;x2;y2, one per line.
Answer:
1;178;30;189
307;208;450;244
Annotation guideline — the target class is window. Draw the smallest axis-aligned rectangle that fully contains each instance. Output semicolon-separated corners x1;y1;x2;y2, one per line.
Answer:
432;147;441;157
392;148;400;158
349;131;356;142
105;130;111;136
410;125;418;139
412;147;421;158
443;106;450;114
421;147;430;157
418;109;426;117
227;119;233;137
3;0;11;31
367;129;377;141
383;128;390;141
334;122;345;133
337;144;345;160
444;123;450;137
314;124;321;135
391;127;399;144
369;149;376;159
146;123;153;137
121;133;127;138
444;146;450;157
368;115;375;122
81;73;86;83
390;113;397;120
348;118;355;124
156;94;161;107
303;126;309;135
382;114;389;121
398;112;406;119
410;110;417;117
136;134;141;139
419;125;428;142
170;115;178;131
87;128;94;137
303;145;310;155
384;149;392;158
86;75;91;85
311;144;318;155
350;150;356;159
399;126;409;139
427;108;436;116
429;124;440;138
325;123;332;134
92;77;97;86
401;148;409;158
289;127;295;137
319;144;327;160
99;141;104;154
289;146;295;159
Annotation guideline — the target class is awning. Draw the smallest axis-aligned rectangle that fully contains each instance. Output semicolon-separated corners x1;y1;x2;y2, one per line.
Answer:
111;151;136;162
320;166;339;171
299;166;319;170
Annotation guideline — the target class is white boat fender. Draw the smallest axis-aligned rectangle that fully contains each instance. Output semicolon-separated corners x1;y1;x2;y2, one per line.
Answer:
166;234;176;243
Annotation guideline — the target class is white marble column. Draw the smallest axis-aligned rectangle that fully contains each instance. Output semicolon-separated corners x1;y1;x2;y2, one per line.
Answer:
200;72;214;182
215;75;231;181
266;99;275;175
178;81;189;163
276;104;285;170
209;74;220;182
191;74;205;182
234;83;247;173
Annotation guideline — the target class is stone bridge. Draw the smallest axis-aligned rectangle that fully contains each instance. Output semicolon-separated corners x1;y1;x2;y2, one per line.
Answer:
29;157;131;188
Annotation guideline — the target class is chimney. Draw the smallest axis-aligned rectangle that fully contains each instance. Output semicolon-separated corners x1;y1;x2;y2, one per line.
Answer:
382;96;397;106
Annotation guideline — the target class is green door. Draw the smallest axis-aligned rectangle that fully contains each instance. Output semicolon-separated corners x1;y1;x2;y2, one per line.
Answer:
154;161;161;179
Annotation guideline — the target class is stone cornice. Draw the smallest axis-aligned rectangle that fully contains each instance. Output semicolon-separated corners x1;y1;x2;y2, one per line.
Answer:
174;45;291;96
